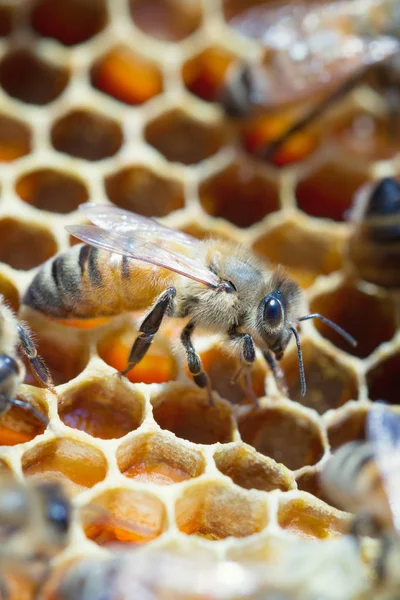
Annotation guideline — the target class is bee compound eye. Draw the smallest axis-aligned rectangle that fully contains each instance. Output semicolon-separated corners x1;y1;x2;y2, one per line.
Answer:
263;295;283;327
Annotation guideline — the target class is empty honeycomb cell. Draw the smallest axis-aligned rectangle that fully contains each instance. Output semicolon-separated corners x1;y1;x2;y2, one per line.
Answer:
21;437;108;496
214;444;295;492
0;389;48;446
0;5;13;36
0;274;19;313
333;110;400;162
253;219;344;288
0;49;69;105
144;109;226;165
59;379;144;439
242;112;320;167
175;480;268;540
116;431;205;484
151;384;235;445
129;0;202;42
98;326;177;384
367;353;400;406
281;340;359;415
182;47;234;103
0;114;31;161
105;165;184;217
277;494;349;540
91;46;163;106
16;168;88;213
310;284;397;359
295;161;370;222
0;218;57;270
51;109;123;161
30;0;108;46
199;345;266;405
238;405;324;470
80;487;167;546
199;161;279;228
327;407;367;451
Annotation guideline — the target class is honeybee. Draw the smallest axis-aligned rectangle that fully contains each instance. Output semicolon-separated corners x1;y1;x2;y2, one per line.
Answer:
320;403;400;589
23;203;356;401
220;0;400;158
347;177;400;288
0;296;53;427
0;476;71;598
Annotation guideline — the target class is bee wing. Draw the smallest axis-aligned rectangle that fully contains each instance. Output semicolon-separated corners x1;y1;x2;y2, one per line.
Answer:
367;403;400;531
66;225;220;288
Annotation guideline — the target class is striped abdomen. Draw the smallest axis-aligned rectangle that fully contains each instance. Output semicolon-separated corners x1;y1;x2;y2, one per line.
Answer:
23;244;175;319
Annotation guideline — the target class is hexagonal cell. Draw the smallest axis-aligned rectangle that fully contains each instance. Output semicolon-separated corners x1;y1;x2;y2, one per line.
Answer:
199;161;279;228
129;0;202;42
281;340;359;415
182;47;235;103
295;161;370;222
242;111;321;168
117;431;205;484
277;494;349;540
151;384;235;445
175;480;268;540
144;109;226;166
21;437;108;496
238;405;324;470
98;326;177;385
30;0;108;46
105;165;184;217
199;344;266;406
333;109;400;162
0;274;19;313
0;114;31;162
0;49;69;105
327;407;367;451
16;168;88;213
0;218;57;270
91;45;163;106
51;109;123;161
367;353;400;406
310;284;397;359
214;444;295;492
81;487;167;546
59;378;144;439
0;389;48;446
253;219;344;288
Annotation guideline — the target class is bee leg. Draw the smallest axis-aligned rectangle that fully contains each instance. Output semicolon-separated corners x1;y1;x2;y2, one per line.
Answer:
16;324;56;393
228;327;259;407
120;287;176;378
181;320;214;406
262;350;288;397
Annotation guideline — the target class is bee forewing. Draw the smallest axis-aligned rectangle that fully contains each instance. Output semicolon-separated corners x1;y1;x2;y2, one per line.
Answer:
66;224;220;288
367;403;400;532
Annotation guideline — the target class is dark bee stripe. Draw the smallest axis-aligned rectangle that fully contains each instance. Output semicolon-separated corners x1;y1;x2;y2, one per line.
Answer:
78;244;91;276
51;255;65;292
87;247;102;286
121;255;130;279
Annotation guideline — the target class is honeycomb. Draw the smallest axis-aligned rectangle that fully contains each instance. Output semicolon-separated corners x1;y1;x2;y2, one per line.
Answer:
0;0;399;598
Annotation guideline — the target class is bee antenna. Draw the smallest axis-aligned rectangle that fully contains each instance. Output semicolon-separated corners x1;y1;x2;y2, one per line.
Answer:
298;313;357;347
290;326;306;396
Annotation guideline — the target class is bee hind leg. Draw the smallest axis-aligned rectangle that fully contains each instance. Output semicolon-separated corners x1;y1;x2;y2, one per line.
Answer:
181;320;214;407
120;287;176;378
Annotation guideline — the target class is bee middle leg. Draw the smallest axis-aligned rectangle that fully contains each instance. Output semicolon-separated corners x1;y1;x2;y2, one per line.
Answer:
120;287;176;377
228;326;259;407
181;320;214;406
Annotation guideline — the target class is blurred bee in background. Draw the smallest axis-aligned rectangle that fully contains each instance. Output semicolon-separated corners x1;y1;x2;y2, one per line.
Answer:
347;176;400;288
220;0;400;159
23;203;356;402
0;476;71;598
321;403;400;590
0;296;53;427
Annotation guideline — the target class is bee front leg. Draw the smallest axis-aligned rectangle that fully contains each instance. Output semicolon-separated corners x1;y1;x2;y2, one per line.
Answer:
17;324;55;392
120;287;176;378
181;320;214;406
228;326;259;407
261;349;288;397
